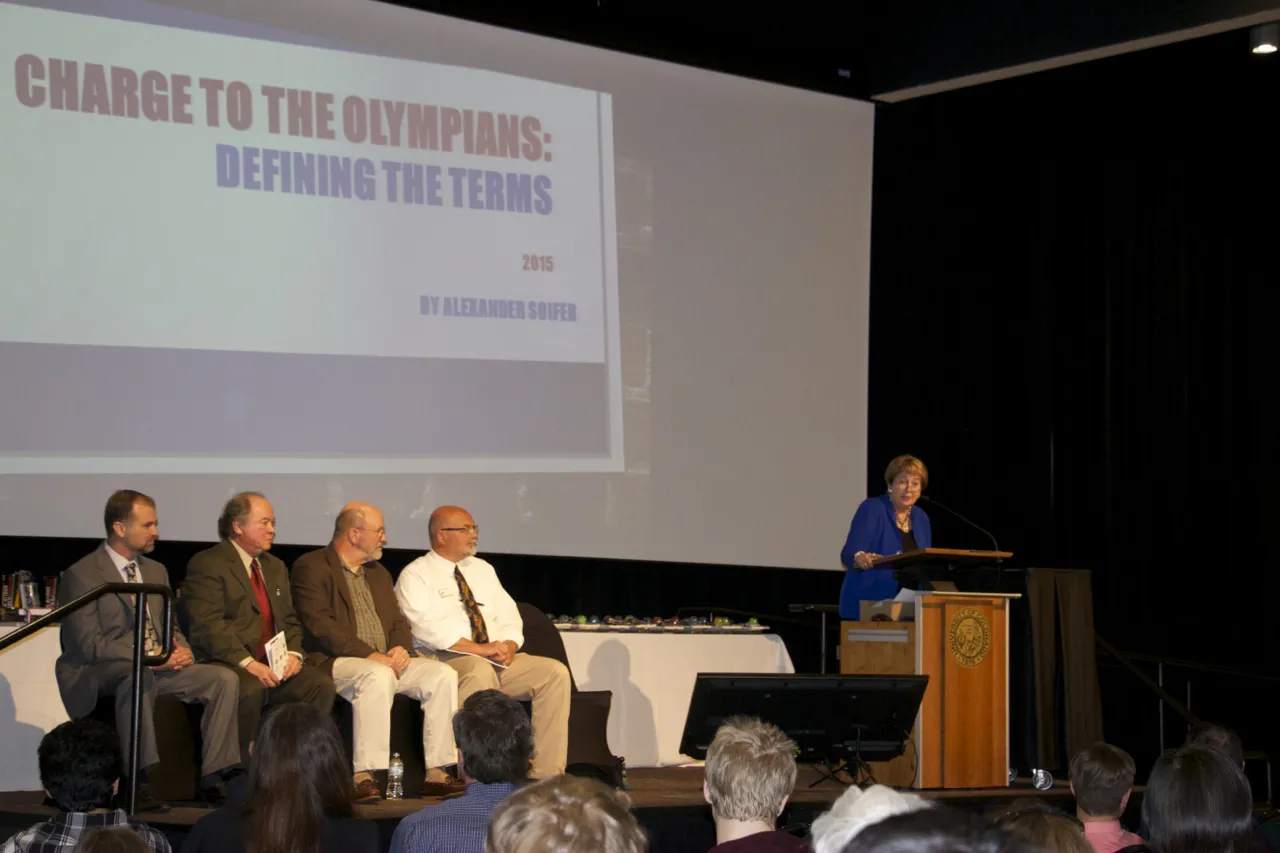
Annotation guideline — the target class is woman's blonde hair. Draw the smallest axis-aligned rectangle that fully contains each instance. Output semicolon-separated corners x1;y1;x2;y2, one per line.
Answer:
994;800;1092;853
704;716;797;823
885;455;929;489
74;829;151;853
486;775;646;853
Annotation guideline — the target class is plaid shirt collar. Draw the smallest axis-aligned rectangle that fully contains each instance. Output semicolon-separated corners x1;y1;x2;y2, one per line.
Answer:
7;810;134;853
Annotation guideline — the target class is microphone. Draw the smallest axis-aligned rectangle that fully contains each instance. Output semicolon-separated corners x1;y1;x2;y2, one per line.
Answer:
918;495;1001;556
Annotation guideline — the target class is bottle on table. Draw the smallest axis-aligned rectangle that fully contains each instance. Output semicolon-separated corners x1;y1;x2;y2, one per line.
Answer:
387;753;404;800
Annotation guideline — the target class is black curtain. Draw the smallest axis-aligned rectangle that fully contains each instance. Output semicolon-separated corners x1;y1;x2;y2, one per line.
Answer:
867;29;1280;770
869;29;1280;665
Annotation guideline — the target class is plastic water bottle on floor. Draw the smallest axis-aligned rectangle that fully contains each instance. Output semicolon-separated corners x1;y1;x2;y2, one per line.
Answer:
387;753;403;800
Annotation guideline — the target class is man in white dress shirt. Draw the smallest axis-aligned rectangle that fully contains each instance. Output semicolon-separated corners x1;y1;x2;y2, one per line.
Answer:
395;506;570;778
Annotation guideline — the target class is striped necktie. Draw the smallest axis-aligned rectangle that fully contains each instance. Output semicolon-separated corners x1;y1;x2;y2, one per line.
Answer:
453;566;489;644
124;562;163;656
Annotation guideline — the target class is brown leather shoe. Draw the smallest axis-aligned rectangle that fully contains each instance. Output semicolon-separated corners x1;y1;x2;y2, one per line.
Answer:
420;776;466;798
353;777;382;803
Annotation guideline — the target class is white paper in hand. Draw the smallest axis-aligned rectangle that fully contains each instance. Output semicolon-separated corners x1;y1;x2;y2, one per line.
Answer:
265;631;289;679
451;649;509;669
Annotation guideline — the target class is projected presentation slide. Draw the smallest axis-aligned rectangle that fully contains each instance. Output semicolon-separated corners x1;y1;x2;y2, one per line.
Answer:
0;2;622;473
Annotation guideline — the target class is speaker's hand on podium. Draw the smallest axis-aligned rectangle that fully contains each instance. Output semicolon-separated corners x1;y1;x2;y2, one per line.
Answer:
854;551;881;569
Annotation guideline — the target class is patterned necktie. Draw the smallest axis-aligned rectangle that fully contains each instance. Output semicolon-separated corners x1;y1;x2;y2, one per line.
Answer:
249;558;276;662
124;562;163;656
454;566;489;644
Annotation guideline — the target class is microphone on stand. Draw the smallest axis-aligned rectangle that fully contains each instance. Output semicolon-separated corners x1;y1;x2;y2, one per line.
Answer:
917;495;1005;590
918;495;1000;554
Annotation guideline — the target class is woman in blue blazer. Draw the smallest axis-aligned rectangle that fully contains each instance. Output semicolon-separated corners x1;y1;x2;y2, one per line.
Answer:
839;455;932;618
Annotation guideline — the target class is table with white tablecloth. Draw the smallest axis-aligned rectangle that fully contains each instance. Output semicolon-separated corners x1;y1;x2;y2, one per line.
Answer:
558;631;794;768
0;624;795;789
0;625;70;791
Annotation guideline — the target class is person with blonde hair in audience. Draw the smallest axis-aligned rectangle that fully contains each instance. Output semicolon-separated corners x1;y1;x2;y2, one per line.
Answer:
74;829;152;853
1069;743;1144;853
839;808;1042;853
810;784;930;853
994;799;1093;853
486;775;646;853
702;716;807;852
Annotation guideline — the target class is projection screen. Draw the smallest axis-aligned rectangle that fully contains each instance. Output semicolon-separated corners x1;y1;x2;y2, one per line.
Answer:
0;0;873;569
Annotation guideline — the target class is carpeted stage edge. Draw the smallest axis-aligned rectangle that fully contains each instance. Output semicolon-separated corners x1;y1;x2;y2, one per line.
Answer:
0;767;1076;853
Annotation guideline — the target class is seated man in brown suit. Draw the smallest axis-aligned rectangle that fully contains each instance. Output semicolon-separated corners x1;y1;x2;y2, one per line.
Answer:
182;492;335;762
293;502;463;801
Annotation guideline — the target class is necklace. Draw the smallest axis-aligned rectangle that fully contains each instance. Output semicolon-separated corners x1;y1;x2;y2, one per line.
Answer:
895;506;912;531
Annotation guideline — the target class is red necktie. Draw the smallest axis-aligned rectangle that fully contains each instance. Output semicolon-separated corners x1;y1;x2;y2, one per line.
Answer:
249;558;275;662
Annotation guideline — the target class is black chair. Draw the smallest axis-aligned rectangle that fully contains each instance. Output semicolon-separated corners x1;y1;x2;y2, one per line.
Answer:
515;603;621;786
86;692;205;802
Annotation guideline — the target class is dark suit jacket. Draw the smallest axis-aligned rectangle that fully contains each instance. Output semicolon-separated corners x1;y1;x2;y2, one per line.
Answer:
182;540;304;667
56;545;190;718
291;547;413;676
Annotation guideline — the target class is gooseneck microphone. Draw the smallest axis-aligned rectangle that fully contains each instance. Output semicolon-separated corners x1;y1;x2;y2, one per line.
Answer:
918;495;1001;556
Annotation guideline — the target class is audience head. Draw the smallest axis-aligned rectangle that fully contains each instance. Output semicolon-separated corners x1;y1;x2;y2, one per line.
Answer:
218;491;274;555
74;828;151;853
993;799;1092;853
486;774;646;853
1070;742;1137;819
1184;723;1244;768
839;807;1041;853
702;716;797;825
811;784;931;853
245;703;355;853
103;490;158;558
38;719;122;813
453;689;534;785
428;505;479;561
1141;745;1253;853
332;501;387;564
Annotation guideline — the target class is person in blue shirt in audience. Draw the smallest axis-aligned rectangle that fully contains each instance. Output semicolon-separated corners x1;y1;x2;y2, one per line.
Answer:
839;455;933;618
390;689;533;853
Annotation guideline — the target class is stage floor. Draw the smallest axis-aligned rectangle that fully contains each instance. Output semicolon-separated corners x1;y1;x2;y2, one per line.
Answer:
0;766;1073;827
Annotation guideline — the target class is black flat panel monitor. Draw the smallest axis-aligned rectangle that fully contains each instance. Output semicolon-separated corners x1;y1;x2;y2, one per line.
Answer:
679;673;928;763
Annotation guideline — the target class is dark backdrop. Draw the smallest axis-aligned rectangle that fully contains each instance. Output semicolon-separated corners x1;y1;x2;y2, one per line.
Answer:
4;23;1278;782
866;26;1280;775
868;26;1280;663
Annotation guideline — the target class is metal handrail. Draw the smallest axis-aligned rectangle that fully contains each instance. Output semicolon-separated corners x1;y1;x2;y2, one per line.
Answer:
0;582;174;815
1097;643;1280;683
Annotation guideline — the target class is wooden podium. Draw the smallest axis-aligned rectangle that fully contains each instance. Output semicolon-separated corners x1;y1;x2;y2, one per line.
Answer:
841;579;1020;789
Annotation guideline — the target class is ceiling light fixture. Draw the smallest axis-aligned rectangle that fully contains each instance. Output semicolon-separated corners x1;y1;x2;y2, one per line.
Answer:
1251;23;1279;54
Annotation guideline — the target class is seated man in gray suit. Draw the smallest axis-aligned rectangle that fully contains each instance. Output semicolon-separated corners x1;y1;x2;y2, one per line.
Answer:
56;490;241;812
182;491;335;763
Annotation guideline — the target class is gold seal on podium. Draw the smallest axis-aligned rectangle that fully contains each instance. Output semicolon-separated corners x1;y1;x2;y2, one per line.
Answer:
948;607;990;668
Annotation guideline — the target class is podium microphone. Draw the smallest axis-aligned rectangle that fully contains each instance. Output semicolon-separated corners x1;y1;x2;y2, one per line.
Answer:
918;495;1001;555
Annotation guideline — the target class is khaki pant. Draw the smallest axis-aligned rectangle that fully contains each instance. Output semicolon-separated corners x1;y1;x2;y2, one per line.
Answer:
332;657;459;772
441;652;570;778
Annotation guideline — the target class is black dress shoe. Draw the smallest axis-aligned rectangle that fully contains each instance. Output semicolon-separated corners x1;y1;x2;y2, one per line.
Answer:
199;779;227;807
126;783;171;814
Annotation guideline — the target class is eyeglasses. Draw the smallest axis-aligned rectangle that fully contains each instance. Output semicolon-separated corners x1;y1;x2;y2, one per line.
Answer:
441;525;480;535
355;527;386;536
